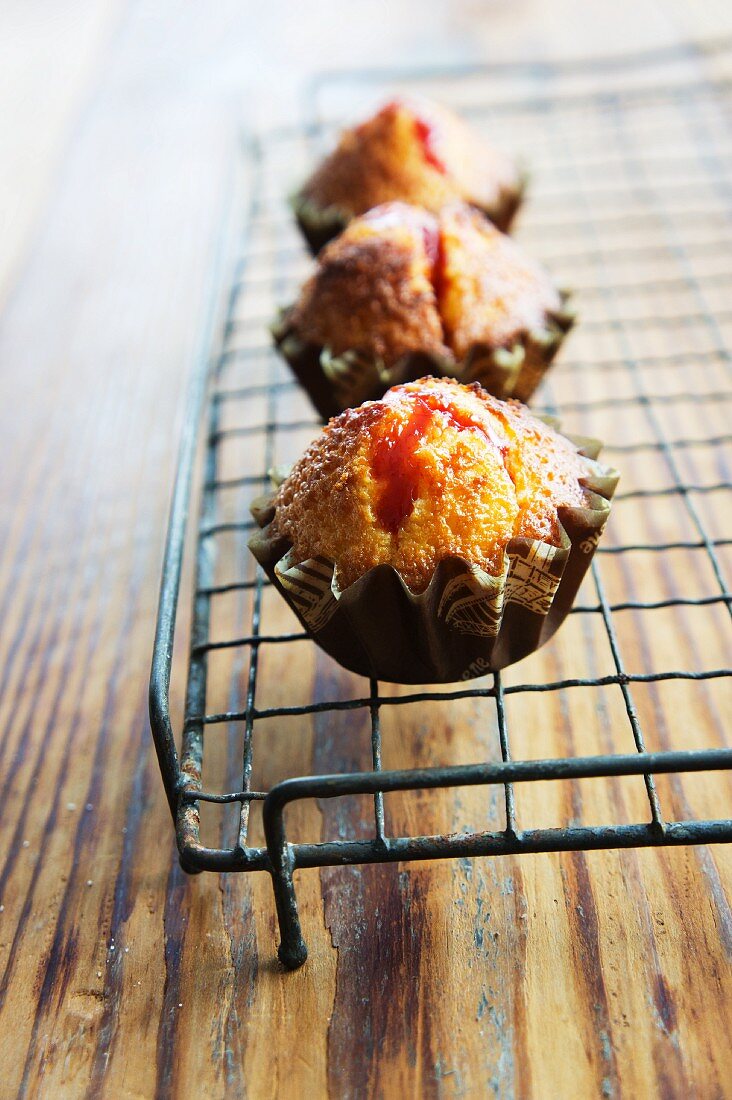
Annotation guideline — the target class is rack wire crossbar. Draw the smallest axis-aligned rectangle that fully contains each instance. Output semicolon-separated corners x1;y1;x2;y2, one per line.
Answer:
150;41;732;969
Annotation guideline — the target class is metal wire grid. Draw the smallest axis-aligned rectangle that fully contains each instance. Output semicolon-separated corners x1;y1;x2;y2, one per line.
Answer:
150;46;732;967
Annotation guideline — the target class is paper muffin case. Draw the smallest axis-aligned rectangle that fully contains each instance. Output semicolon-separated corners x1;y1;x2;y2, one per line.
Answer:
292;195;351;257
272;291;574;422
248;437;618;685
291;178;528;256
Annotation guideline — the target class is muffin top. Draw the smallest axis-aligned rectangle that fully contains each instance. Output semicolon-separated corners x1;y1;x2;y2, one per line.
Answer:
299;98;519;219
285;203;450;366
270;377;592;592
284;201;562;367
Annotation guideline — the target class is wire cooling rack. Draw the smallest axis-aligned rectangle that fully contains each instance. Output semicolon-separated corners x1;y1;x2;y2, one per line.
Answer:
150;41;732;969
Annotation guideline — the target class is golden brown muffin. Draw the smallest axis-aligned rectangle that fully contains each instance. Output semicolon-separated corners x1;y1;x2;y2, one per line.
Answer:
270;377;591;593
294;98;524;253
438;203;562;357
285;203;449;367
274;201;573;417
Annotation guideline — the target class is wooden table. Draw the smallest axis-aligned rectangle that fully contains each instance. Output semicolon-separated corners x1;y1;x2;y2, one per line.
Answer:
2;3;731;1097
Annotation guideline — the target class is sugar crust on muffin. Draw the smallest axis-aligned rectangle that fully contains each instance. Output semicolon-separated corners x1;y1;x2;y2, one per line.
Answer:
270;377;593;592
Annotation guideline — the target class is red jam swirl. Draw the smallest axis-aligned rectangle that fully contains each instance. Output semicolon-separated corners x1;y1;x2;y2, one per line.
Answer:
412;114;447;174
371;394;506;534
371;401;434;534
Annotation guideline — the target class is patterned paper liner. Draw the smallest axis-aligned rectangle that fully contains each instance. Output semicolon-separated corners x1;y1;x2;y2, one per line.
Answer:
272;291;575;422
291;174;527;256
248;436;618;684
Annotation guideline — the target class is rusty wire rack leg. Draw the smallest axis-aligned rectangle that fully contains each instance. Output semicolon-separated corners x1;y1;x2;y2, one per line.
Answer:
264;789;308;969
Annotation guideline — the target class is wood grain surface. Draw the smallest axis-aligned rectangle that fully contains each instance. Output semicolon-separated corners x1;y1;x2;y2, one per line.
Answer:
1;3;732;1098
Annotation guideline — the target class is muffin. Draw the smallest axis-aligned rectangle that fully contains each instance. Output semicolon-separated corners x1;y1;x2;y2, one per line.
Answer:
294;97;525;253
249;378;617;683
274;201;574;418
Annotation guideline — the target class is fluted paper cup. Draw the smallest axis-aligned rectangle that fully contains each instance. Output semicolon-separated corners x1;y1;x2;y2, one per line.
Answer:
272;289;574;422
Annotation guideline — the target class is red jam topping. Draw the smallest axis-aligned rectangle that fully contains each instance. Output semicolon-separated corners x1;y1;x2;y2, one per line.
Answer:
427;224;447;305
418;221;448;333
371;393;506;534
370;400;434;534
412;114;447;173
